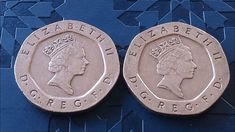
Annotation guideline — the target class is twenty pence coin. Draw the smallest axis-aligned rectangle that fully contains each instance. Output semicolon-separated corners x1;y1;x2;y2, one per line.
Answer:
123;22;230;115
14;20;120;112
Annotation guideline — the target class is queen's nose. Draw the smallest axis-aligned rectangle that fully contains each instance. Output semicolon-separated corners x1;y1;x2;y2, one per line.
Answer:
192;61;197;69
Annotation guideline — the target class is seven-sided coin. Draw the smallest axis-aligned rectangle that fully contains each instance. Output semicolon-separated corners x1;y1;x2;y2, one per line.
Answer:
123;22;230;115
14;20;120;112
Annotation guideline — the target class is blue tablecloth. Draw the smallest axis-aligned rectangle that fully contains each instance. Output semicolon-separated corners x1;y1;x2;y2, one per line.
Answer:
0;0;235;132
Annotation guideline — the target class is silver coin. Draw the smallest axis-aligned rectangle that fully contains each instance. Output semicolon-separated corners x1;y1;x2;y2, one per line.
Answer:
14;20;120;112
123;22;230;115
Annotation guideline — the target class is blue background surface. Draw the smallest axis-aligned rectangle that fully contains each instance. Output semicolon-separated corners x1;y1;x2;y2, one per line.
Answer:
0;0;235;132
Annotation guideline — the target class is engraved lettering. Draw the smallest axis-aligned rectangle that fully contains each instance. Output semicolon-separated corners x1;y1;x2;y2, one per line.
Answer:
104;47;114;55
129;76;137;83
61;101;66;109
20;49;30;55
55;24;62;31
140;91;148;99
172;104;177;112
91;91;97;98
30;90;38;98
203;38;212;46
79;24;85;31
20;74;28;82
89;28;96;35
140;36;146;42
185;28;191;34
33;34;40;40
202;95;209;103
213;52;222;60
42;28;50;36
134;43;142;48
47;99;54;106
161;27;168;34
27;41;35;46
96;34;105;42
158;101;165;109
195;32;203;38
185;103;193;111
174;25;179;32
103;76;111;85
20;74;28;85
129;50;137;56
213;81;222;89
74;100;81;107
68;23;73;29
147;30;156;38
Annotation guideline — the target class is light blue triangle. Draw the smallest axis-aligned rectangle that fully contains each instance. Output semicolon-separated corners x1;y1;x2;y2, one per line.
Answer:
6;1;19;8
4;9;17;16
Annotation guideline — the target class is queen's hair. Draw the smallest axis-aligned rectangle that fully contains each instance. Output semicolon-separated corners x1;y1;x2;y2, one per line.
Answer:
150;37;191;75
48;45;75;72
43;34;80;73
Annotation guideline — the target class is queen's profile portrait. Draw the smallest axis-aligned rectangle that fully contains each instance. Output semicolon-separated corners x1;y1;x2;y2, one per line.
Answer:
43;34;89;95
150;36;197;98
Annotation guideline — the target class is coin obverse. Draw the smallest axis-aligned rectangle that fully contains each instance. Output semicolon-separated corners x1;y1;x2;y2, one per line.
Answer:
14;20;120;112
123;22;230;115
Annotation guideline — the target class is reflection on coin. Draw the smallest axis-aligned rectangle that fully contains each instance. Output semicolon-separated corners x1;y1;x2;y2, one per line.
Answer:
14;20;120;112
123;22;230;115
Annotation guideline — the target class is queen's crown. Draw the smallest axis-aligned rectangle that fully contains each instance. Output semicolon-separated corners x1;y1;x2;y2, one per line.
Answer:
43;34;74;58
150;37;182;61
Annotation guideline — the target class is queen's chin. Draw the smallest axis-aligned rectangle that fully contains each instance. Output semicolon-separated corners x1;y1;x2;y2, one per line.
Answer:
77;67;86;75
187;71;195;79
